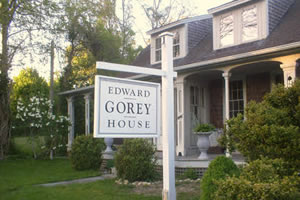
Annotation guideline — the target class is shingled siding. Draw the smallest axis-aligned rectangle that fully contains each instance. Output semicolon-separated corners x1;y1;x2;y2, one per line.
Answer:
209;79;223;128
268;0;295;33
246;72;271;103
188;18;212;51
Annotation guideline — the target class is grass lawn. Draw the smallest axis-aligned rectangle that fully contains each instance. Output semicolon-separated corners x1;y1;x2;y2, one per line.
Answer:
0;158;160;200
1;137;200;199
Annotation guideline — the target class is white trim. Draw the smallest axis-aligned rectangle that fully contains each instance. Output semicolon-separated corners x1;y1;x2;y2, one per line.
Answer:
208;0;255;15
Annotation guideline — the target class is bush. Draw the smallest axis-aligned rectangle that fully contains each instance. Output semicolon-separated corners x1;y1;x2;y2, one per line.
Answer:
220;80;300;168
70;135;105;170
214;158;300;200
179;168;198;180
200;156;240;200
114;139;157;182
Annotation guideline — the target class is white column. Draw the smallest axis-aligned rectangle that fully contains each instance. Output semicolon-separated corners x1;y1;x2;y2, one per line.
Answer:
67;96;75;151
175;79;185;156
280;63;296;87
84;93;91;135
222;72;231;157
160;32;176;200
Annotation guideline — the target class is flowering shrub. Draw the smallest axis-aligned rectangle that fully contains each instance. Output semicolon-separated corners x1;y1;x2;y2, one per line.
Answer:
15;95;70;159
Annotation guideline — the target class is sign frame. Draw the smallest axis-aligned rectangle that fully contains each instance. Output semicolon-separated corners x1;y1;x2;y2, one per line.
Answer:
93;75;161;138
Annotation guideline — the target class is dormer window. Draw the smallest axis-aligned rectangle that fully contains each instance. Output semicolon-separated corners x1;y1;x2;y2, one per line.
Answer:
212;0;268;50
242;6;258;42
173;32;180;57
150;25;187;64
220;14;234;47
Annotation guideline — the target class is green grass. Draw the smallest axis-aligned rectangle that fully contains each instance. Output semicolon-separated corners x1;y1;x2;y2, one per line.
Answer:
0;158;160;200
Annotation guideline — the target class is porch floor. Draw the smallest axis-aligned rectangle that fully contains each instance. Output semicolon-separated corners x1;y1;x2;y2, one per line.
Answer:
156;152;245;168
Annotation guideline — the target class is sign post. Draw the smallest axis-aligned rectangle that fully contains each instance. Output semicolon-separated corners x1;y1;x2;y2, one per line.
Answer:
94;32;177;200
160;32;176;200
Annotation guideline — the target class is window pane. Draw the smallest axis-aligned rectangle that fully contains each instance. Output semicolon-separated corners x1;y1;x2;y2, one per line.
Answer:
155;38;161;49
173;32;180;57
155;50;161;61
173;45;180;57
220;15;234;47
242;7;258;41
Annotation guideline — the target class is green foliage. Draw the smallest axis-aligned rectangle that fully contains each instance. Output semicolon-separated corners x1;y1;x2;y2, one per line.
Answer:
179;168;198;180
15;96;70;159
11;68;49;136
193;123;216;133
114;139;157;182
200;156;240;200
214;158;300;200
70;135;105;170
220;80;300;168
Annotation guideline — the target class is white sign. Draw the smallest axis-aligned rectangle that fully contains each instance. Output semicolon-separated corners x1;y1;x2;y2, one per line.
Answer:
94;75;160;138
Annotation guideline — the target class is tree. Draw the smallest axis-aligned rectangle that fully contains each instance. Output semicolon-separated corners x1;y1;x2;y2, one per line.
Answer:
11;68;49;113
0;0;59;159
220;80;300;168
139;0;196;29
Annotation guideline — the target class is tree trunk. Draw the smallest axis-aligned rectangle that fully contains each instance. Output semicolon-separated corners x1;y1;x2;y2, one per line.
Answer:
0;18;11;160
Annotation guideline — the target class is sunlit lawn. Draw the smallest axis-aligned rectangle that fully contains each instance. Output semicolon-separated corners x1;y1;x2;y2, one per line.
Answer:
0;158;160;200
1;137;199;200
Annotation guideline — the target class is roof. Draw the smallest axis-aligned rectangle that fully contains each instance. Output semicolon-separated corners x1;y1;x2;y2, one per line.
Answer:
131;0;300;75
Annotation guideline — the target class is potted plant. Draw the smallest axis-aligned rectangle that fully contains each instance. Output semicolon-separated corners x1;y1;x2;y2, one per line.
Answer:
193;123;216;160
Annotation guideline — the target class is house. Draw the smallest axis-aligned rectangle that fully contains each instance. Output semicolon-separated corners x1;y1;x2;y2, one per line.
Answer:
60;0;300;159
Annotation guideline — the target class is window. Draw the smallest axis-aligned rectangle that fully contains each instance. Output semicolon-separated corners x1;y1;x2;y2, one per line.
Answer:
152;30;184;64
242;6;258;42
190;86;199;125
155;38;162;62
229;80;244;118
173;32;180;57
213;1;267;49
220;14;234;47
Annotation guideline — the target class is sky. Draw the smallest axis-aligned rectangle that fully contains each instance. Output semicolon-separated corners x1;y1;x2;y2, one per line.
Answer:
9;0;232;80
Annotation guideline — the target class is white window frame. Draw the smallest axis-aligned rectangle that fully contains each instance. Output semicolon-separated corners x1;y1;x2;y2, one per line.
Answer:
150;25;187;65
213;0;268;50
155;37;162;62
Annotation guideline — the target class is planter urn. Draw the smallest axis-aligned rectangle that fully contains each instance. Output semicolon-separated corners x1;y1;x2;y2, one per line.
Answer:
195;131;213;160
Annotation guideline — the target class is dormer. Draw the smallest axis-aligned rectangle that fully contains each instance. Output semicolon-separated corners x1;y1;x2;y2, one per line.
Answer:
147;15;212;65
148;23;187;65
209;0;269;50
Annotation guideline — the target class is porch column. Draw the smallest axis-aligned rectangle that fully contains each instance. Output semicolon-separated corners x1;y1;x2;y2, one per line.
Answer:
84;93;91;135
175;79;186;156
222;72;231;157
67;96;75;151
280;63;296;87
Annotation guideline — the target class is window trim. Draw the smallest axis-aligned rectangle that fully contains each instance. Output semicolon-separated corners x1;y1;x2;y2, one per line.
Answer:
213;0;268;50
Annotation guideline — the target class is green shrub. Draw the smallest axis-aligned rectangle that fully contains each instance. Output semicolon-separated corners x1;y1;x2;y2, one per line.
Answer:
114;139;157;182
70;135;105;170
200;156;240;200
194;123;216;132
179;168;198;180
214;158;300;200
220;80;300;168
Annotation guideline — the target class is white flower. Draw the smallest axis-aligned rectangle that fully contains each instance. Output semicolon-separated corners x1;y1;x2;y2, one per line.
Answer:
50;134;53;138
52;147;56;150
41;146;45;149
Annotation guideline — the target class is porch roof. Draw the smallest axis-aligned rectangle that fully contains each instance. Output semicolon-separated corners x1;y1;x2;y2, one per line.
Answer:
58;85;94;96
